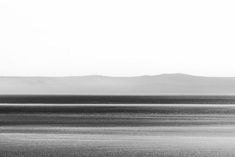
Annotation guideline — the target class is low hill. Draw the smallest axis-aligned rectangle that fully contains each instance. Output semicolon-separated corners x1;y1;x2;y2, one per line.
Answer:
0;74;235;95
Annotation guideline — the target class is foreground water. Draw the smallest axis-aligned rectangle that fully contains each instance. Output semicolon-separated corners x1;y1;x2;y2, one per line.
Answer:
1;104;235;157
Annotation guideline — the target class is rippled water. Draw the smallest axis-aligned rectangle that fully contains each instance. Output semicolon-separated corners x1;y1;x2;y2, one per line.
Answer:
1;104;235;157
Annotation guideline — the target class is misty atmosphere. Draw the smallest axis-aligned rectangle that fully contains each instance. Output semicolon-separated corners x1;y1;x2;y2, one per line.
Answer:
1;0;235;156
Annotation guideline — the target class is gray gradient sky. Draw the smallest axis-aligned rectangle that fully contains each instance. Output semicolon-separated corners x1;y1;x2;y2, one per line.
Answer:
0;0;235;77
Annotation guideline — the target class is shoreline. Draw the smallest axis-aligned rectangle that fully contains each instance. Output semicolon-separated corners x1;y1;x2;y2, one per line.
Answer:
1;95;235;104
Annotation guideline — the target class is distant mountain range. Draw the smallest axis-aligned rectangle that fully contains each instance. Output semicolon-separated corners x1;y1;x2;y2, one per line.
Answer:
0;74;235;95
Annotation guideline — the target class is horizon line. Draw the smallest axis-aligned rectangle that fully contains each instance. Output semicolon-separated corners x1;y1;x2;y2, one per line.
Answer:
0;73;234;78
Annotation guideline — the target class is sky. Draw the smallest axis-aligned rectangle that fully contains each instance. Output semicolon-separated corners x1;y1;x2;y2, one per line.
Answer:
0;0;235;77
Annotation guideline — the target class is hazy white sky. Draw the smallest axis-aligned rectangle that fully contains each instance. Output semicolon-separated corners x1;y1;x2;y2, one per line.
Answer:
0;0;235;77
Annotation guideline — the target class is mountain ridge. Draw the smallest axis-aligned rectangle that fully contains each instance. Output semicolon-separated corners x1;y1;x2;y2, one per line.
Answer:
0;74;235;95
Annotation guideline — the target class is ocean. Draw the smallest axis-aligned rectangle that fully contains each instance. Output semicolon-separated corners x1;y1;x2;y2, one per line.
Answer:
1;104;235;157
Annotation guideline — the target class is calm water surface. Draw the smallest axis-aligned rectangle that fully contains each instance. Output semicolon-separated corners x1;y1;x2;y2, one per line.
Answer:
1;104;235;157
